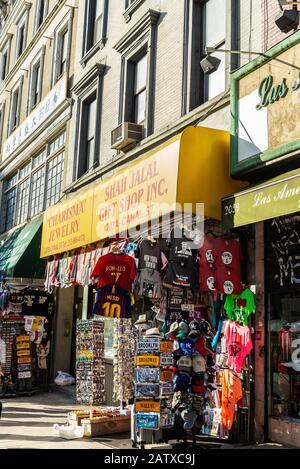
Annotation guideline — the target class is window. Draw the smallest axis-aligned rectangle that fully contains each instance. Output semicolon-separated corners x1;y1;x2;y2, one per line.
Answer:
2;132;66;232
203;0;226;101
9;83;22;134
84;0;104;53
0;44;9;81
133;54;147;125
29;58;43;112
0;103;5;153
115;10;159;137
73;63;105;180
35;0;47;32
46;151;64;207
16;20;26;60
54;27;68;83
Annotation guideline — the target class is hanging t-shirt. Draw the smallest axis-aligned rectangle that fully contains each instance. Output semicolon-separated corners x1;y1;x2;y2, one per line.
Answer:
93;285;132;319
213;238;242;270
164;228;198;288
225;321;253;373
137;269;163;299
224;289;255;325
138;239;167;272
91;252;136;291
215;266;242;295
221;369;243;430
199;236;216;292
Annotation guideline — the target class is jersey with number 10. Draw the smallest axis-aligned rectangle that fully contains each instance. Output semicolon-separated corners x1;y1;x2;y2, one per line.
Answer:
93;285;132;319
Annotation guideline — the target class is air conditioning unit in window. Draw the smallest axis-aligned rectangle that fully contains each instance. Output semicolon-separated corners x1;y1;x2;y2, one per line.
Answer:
111;122;143;151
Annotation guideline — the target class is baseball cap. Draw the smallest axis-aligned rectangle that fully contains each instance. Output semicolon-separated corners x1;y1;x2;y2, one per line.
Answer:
173;373;191;392
192;376;206;394
176;321;189;339
177;356;192;373
188;320;202;338
193;355;206;373
180;338;195;356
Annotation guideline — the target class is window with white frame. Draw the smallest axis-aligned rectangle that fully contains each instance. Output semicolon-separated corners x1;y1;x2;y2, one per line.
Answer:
3;132;66;232
29;56;43;112
35;0;47;32
0;43;9;81
16;16;27;60
79;95;97;177
54;26;69;83
133;53;147;125
0;103;5;153
8;81;22;134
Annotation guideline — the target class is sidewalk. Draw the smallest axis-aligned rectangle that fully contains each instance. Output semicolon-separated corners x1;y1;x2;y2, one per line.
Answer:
0;390;132;449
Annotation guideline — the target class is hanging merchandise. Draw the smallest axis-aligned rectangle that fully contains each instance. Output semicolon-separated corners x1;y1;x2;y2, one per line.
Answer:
198;236;216;292
225;321;253;374
164;226;199;289
76;319;105;405
91;251;136;291
213;238;243;295
113;318;135;405
93;285;133;319
136;238;168;299
224;289;255;325
220;369;243;431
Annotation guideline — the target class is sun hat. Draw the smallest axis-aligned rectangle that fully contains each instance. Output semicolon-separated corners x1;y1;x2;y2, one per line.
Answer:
134;314;151;326
165;321;179;338
144;327;161;338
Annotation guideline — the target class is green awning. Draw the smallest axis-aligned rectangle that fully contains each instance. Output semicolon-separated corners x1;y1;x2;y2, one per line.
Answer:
0;216;46;280
222;168;300;230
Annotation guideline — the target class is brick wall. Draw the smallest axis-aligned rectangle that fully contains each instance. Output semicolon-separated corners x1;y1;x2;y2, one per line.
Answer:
262;0;299;51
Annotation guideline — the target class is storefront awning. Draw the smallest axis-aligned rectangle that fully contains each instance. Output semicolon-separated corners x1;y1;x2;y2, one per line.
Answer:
41;126;245;258
0;216;46;280
222;168;300;230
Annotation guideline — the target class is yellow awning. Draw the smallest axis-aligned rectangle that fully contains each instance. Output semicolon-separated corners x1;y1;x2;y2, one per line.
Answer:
41;126;245;257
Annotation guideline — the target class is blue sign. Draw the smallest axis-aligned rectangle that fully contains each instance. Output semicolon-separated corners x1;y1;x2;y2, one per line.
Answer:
136;412;159;430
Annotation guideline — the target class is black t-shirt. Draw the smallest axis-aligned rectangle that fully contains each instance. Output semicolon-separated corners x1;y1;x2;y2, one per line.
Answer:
138;239;163;272
164;228;198;288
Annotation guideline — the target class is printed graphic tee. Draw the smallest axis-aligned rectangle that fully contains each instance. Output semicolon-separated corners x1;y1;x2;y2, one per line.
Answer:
221;369;243;430
137;240;168;299
224;289;256;325
225;321;253;373
213;238;242;270
93;285;133;319
91;252;136;291
164;228;198;288
199;236;216;292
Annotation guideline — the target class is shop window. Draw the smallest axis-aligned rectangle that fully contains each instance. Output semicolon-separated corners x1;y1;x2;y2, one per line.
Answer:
83;0;108;59
101;317;115;360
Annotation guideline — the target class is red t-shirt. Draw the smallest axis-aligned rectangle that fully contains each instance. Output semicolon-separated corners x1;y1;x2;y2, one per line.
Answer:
91;253;136;291
199;262;216;292
213;238;242;270
215;266;242;295
198;236;215;266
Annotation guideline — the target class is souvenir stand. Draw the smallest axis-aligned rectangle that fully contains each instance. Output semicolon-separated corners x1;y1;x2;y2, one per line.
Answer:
45;221;255;445
0;284;54;397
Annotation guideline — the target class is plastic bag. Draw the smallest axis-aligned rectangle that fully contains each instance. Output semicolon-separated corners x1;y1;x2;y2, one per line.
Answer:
54;370;75;386
53;424;84;439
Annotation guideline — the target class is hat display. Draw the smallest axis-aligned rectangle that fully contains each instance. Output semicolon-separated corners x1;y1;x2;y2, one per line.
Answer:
134;314;151;326
166;321;179;338
192;376;206;394
177;356;192;373
193;355;206;374
144;327;161;338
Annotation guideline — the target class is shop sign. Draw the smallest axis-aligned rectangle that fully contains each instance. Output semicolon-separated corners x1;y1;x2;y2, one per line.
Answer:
160;341;173;353
160;370;173;382
135;367;160;383
3;75;67;160
137;339;160;353
135;384;160;399
231;30;300;175
160;382;174;396
135;355;160;367
135;401;160;413
17;357;31;364
18;371;31;379
41;138;180;257
136;412;159;429
222;169;300;230
160;353;173;366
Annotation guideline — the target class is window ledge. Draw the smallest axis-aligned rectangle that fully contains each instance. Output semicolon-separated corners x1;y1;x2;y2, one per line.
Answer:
80;38;107;68
124;0;146;23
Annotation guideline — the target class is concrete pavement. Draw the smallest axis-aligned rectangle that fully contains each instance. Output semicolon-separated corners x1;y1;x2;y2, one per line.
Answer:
0;390;132;449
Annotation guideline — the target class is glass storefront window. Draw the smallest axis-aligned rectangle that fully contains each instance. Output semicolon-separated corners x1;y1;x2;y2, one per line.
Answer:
269;292;300;420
